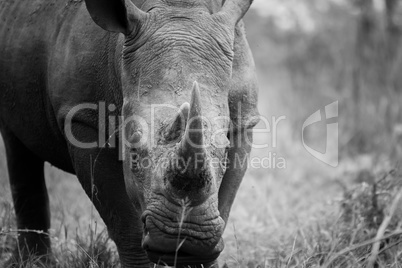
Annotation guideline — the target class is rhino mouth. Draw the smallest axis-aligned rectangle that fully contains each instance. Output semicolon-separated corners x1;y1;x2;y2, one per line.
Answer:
145;249;220;267
141;202;225;266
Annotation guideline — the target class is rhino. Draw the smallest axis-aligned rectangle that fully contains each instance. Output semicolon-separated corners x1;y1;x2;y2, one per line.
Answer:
0;0;259;266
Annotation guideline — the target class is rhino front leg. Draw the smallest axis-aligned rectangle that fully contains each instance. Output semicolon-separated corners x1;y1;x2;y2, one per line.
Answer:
67;136;150;267
1;127;51;265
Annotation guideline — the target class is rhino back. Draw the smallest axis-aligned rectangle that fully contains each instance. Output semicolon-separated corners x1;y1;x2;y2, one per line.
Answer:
0;0;122;173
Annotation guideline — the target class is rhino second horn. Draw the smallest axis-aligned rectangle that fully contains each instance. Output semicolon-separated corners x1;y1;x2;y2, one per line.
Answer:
166;102;190;140
180;81;205;158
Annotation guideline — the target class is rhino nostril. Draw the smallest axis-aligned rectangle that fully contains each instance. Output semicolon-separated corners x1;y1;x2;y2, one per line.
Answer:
140;213;147;224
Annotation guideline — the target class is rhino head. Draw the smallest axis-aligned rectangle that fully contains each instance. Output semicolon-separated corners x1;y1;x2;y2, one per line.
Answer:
85;0;258;265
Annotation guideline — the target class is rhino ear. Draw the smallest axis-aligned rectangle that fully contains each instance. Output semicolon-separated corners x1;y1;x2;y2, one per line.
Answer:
84;0;147;35
214;0;253;26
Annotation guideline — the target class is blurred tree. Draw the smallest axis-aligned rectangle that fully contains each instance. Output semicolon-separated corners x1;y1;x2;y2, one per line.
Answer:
385;0;399;32
384;0;402;94
352;0;376;127
383;0;402;136
349;0;402;153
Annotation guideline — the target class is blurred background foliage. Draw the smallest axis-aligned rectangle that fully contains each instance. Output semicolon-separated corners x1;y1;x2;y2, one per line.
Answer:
248;0;402;161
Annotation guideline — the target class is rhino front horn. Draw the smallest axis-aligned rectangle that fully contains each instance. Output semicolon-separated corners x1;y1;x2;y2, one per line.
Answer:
170;82;212;201
180;81;205;159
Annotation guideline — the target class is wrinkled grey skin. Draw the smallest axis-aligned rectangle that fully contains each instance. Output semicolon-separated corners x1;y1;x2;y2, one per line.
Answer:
0;0;259;267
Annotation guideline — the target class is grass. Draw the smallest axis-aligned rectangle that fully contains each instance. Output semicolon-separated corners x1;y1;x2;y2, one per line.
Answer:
222;166;402;268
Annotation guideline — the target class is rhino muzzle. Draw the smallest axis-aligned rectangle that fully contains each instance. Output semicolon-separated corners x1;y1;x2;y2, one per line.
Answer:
141;194;225;267
146;249;220;267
